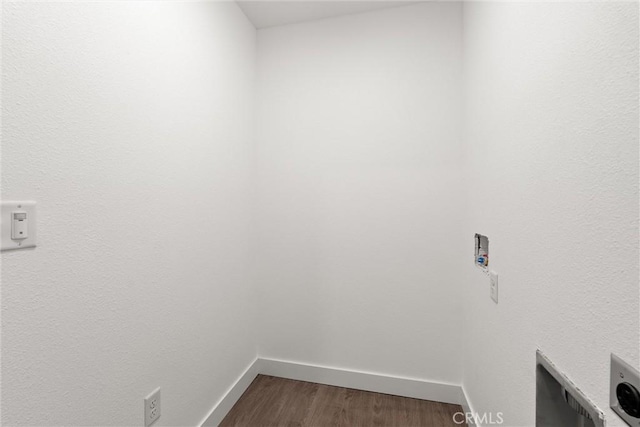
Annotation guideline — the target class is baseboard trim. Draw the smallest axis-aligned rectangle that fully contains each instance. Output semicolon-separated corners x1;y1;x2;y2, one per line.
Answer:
199;358;262;427
200;357;468;426
460;385;477;426
260;357;464;406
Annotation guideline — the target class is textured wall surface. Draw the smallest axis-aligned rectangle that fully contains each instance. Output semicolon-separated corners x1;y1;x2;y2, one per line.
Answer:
3;1;639;425
254;2;465;384
1;2;257;425
462;2;639;426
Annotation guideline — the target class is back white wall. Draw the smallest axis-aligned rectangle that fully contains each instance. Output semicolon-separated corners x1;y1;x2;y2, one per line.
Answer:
255;2;465;383
2;2;256;425
463;2;639;425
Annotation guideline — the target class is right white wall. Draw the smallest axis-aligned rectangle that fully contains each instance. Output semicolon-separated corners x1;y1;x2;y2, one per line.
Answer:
463;2;639;426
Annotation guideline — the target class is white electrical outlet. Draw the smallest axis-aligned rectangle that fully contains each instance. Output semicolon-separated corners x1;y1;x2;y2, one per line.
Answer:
611;354;640;425
489;271;498;303
144;388;161;427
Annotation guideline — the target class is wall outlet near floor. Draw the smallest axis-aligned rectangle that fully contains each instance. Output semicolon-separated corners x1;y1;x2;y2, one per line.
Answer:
611;354;640;425
144;387;161;427
489;271;498;303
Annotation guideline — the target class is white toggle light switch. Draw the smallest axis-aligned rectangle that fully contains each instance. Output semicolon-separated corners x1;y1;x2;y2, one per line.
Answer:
1;201;37;251
12;211;28;240
489;270;498;303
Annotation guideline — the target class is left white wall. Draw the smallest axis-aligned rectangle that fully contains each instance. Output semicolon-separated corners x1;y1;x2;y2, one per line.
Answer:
1;2;256;425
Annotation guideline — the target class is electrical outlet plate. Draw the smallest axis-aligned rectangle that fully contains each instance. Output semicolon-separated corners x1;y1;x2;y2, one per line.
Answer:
144;387;161;427
611;354;640;426
1;201;37;251
489;271;498;303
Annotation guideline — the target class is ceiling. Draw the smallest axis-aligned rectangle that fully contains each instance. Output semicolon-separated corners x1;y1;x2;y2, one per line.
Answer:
237;1;420;29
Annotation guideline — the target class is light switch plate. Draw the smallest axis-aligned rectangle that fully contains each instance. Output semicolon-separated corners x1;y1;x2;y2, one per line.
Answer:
489;271;498;303
611;353;640;426
1;201;37;251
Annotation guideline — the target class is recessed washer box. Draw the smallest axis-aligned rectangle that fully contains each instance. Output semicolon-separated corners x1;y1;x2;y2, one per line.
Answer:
474;233;489;268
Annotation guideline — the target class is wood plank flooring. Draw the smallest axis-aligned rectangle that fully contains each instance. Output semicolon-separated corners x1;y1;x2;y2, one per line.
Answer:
219;375;464;427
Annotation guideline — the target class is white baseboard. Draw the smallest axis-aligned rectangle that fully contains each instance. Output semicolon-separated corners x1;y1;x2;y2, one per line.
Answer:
259;357;464;406
460;385;477;426
199;358;262;427
200;357;469;426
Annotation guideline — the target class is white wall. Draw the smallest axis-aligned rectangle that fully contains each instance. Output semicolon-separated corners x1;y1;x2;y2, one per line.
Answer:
1;2;257;425
255;2;465;384
462;2;639;426
4;2;638;425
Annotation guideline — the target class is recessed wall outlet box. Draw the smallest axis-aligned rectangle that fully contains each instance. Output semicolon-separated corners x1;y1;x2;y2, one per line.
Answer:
144;387;161;427
1;201;37;251
489;271;498;303
611;353;640;426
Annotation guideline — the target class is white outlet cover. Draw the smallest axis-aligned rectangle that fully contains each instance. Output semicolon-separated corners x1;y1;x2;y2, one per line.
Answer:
1;201;37;251
489;271;498;304
610;353;640;425
144;387;161;427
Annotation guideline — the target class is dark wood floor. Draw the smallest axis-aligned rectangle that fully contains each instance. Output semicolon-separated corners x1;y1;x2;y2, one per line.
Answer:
219;375;464;427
